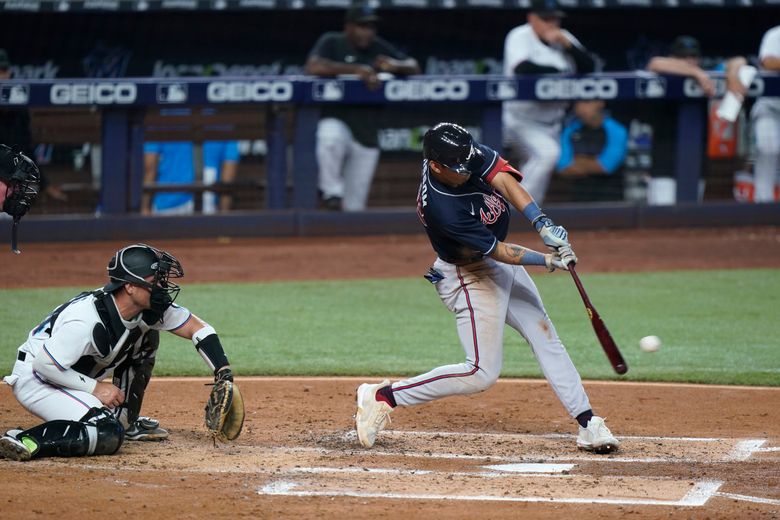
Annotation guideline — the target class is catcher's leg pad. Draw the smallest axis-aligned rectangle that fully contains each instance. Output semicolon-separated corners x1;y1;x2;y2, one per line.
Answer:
114;330;159;428
18;407;124;459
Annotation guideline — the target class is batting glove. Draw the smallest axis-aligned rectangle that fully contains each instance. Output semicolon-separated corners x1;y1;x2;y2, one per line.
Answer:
544;252;569;272
535;216;570;251
558;245;578;267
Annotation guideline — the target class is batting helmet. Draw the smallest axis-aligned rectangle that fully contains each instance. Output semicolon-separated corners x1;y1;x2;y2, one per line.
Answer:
104;244;183;302
422;123;478;176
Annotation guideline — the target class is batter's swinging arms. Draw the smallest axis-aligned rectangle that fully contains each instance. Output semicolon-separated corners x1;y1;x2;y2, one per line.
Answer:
356;123;619;454
0;244;237;461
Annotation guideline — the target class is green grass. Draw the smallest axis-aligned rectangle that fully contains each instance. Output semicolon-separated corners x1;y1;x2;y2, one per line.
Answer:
2;269;778;385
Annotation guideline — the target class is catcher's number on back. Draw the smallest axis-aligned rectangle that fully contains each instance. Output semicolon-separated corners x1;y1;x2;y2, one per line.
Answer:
205;371;245;443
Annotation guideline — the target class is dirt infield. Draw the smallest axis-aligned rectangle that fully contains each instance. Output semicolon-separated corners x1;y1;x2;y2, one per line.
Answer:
1;227;779;519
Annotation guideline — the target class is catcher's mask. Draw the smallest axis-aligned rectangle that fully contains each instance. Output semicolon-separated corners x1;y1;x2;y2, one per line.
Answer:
104;244;184;310
1;144;41;253
422;122;480;177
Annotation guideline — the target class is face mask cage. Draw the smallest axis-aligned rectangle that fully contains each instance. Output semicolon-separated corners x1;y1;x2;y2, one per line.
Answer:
151;250;183;304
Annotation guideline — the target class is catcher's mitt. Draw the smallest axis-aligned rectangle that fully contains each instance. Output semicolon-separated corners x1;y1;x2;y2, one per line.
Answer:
204;370;245;442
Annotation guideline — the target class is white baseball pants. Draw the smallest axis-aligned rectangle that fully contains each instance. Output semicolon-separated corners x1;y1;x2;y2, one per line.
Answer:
316;118;380;211
5;360;103;422
504;120;561;204
752;104;780;202
392;257;592;419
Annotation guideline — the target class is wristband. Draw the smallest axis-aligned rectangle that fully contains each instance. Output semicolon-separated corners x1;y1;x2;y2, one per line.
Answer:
193;326;229;373
518;249;547;267
521;202;547;231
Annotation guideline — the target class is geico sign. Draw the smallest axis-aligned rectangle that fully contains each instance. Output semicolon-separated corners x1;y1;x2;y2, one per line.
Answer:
207;81;293;102
535;78;618;100
385;80;469;101
51;83;137;105
684;77;764;97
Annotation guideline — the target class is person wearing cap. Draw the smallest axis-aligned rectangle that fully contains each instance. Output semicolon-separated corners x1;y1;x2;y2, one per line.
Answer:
646;36;716;97
0;243;237;461
305;3;421;211
502;0;596;204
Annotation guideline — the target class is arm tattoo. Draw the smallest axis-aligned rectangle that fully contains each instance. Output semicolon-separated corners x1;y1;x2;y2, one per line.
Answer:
506;244;526;263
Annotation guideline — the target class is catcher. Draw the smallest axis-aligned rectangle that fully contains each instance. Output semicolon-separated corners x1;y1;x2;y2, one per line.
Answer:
0;243;244;461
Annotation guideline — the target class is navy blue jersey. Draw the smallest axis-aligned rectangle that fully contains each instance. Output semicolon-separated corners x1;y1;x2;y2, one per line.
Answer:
416;143;523;263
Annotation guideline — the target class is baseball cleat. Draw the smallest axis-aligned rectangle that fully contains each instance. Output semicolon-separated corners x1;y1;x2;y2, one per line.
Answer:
576;416;619;454
0;432;33;461
355;380;393;448
124;416;169;441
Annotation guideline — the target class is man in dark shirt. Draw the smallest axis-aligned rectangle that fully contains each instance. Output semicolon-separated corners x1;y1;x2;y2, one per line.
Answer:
355;123;620;455
304;4;420;211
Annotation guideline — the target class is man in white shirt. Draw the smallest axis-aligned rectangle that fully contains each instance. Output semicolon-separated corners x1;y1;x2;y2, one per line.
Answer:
751;25;780;202
502;0;595;203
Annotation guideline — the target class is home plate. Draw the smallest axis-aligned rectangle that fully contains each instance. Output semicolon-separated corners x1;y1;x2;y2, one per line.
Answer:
483;463;574;473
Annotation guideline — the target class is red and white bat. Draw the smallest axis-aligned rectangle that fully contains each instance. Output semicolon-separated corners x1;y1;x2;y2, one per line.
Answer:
568;264;628;375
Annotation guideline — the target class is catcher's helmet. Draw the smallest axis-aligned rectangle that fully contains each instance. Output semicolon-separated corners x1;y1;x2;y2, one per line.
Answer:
0;144;40;219
104;244;183;301
422;122;477;176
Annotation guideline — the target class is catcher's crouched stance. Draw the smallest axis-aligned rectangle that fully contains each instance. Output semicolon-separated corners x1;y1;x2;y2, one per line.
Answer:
0;244;244;461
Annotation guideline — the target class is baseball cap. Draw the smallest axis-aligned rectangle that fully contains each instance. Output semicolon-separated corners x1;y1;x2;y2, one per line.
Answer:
530;0;565;18
345;3;380;24
670;36;701;58
0;49;10;69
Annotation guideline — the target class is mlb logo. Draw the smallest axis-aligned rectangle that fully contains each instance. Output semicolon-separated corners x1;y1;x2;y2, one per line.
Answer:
636;77;666;98
0;85;29;105
487;80;517;101
313;80;344;101
157;83;188;103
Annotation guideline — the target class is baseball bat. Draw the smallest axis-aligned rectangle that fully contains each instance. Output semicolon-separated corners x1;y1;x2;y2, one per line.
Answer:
568;264;627;375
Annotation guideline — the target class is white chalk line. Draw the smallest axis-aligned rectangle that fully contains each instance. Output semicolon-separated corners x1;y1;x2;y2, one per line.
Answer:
258;478;725;507
755;446;780;453
715;492;780;506
330;430;768;464
724;439;766;461
375;429;732;443
288;466;575;479
150;376;780;391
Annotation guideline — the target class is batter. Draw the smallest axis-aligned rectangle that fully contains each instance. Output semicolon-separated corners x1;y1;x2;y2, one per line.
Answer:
355;123;619;454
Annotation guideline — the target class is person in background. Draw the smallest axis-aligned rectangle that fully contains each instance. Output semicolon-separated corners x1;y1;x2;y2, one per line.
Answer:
0;49;66;205
143;141;239;215
556;100;628;201
647;36;716;96
305;3;420;211
750;25;780;202
502;0;596;204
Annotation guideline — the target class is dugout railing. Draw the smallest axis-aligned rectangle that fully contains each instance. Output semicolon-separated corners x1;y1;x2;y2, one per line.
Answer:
1;72;779;242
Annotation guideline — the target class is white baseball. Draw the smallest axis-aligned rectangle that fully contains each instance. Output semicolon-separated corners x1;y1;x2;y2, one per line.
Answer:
639;335;661;353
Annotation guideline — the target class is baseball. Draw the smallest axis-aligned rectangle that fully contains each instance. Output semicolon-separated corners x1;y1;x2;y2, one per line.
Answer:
639;335;661;353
